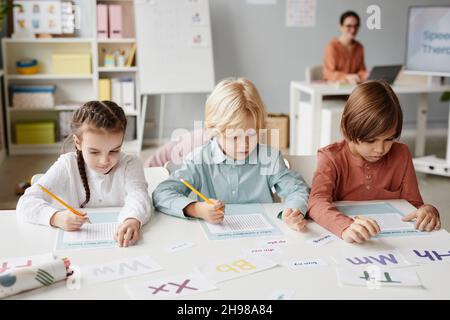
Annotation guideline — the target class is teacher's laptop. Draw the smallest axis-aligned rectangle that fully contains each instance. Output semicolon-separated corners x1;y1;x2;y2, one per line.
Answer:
366;65;402;84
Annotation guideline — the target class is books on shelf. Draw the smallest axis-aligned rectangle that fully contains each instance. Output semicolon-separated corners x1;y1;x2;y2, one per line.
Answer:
97;3;123;39
97;4;108;38
100;77;135;113
99;78;111;100
121;79;134;112
111;78;122;106
108;4;123;38
126;43;136;67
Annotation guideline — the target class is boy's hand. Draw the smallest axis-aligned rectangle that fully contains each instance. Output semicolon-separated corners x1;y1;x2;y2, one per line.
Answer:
402;204;440;232
115;218;141;247
341;216;381;244
282;208;307;232
50;210;89;231
184;199;225;224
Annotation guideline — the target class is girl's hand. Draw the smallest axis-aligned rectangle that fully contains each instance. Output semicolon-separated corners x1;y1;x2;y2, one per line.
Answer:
282;208;307;232
115;218;141;247
341;216;381;244
402;204;441;232
184;199;225;224
50;210;89;231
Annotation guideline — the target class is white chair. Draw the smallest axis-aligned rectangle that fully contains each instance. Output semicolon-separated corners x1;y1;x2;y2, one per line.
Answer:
144;167;170;195
164;160;182;175
297;66;345;153
283;155;317;188
305;65;323;83
30;173;44;186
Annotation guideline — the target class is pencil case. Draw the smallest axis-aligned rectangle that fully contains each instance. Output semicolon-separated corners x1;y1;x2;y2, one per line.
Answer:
0;258;71;299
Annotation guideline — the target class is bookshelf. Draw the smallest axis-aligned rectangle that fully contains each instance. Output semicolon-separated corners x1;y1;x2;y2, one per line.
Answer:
1;0;143;156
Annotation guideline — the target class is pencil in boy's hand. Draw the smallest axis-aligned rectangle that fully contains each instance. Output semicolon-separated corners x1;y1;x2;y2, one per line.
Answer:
179;178;224;214
37;183;91;224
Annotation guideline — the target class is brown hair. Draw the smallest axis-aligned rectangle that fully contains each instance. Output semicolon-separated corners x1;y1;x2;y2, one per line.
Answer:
341;80;403;143
340;11;360;26
70;101;127;207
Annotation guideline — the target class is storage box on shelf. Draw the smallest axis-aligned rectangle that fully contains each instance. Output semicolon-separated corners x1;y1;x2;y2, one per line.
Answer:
15;122;56;145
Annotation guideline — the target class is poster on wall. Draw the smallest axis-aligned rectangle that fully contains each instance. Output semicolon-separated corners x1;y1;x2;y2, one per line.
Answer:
286;0;316;28
13;0;62;34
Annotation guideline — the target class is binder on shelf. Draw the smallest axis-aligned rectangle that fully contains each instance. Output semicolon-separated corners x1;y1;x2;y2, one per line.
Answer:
121;79;135;112
111;78;122;107
126;44;137;67
97;4;108;38
99;78;111;101
109;78;135;113
108;4;123;38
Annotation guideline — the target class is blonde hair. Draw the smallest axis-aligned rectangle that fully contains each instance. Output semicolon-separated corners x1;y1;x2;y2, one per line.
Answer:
204;77;267;137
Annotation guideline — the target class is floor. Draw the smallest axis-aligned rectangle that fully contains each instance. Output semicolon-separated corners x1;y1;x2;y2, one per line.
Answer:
1;137;449;231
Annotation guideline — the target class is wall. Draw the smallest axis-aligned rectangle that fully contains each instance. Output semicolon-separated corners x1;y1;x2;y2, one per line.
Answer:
144;0;450;141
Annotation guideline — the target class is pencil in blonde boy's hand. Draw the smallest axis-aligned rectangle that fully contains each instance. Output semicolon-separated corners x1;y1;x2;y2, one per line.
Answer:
179;178;224;215
182;198;225;224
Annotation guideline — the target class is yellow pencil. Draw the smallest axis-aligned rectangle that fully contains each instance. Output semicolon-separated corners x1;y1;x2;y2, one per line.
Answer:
179;178;224;213
37;183;91;223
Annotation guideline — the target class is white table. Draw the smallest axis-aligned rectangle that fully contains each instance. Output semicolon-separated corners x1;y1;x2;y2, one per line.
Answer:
289;81;450;176
2;201;450;300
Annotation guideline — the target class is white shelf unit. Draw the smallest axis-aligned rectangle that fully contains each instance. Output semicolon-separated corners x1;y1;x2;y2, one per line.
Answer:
98;66;137;72
97;38;136;44
7;74;95;80
1;0;144;156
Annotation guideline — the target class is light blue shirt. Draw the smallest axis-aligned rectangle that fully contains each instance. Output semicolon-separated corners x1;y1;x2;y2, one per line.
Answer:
152;139;309;219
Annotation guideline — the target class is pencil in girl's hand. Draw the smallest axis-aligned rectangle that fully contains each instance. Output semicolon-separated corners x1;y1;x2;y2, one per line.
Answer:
37;183;91;224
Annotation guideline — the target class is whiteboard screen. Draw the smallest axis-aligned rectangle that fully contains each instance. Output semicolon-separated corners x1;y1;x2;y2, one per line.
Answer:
134;0;215;94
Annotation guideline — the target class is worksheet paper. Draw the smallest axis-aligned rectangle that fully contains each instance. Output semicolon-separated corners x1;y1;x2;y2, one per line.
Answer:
348;213;414;232
63;223;118;243
206;214;273;234
54;211;119;250
335;201;425;238
199;204;282;240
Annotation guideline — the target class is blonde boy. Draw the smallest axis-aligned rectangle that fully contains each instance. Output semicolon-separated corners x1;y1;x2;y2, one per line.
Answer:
152;78;309;231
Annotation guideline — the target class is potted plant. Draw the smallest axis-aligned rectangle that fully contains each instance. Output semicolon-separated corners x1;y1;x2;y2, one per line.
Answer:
0;1;22;32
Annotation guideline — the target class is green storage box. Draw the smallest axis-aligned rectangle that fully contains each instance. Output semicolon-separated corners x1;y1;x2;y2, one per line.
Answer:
15;122;56;144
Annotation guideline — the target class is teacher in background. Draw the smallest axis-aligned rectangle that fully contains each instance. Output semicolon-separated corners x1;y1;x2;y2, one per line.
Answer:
323;11;368;84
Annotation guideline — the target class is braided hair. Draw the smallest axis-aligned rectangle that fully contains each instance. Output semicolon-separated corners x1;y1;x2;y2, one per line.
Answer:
71;101;127;207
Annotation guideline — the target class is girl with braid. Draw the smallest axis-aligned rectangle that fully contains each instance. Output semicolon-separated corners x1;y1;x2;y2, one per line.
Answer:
17;101;152;247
